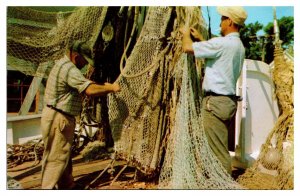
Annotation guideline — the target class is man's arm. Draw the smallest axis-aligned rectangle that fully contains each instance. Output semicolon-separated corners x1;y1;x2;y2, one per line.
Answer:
84;82;120;97
180;27;194;54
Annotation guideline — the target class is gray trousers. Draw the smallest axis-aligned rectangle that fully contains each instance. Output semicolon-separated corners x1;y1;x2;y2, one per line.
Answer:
201;95;237;174
41;107;75;189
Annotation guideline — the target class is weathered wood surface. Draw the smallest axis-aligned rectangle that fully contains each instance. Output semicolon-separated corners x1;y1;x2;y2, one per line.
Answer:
18;61;53;115
7;157;126;189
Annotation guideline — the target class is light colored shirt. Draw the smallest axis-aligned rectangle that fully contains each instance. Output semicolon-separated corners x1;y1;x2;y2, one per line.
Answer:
44;55;93;116
192;32;245;95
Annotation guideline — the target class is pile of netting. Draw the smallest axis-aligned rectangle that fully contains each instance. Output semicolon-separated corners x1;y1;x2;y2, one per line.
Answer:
108;6;242;189
7;6;108;77
237;42;294;189
157;53;242;189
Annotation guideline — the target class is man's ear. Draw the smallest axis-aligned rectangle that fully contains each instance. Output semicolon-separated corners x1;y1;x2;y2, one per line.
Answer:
228;19;234;27
74;54;80;65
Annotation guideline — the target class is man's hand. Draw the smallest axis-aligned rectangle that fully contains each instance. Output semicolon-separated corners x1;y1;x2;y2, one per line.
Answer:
85;82;120;97
190;28;204;41
179;26;194;54
179;26;191;36
105;82;120;92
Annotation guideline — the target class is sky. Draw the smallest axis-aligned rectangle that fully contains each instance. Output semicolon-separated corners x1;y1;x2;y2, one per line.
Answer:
202;6;294;36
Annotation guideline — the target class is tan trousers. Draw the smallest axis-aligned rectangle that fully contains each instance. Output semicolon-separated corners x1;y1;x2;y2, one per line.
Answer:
41;107;75;189
201;95;237;175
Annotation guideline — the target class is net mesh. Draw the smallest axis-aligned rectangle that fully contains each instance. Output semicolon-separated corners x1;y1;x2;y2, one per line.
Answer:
7;6;108;77
108;6;175;175
237;43;294;190
7;6;293;189
108;6;241;189
158;54;242;189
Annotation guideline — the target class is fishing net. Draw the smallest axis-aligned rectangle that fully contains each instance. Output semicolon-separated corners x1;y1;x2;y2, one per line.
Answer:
7;6;293;190
157;53;242;189
108;6;175;175
7;6;108;77
237;42;294;189
108;6;241;189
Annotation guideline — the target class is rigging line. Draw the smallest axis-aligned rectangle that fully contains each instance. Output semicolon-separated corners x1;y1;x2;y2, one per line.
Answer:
206;6;212;39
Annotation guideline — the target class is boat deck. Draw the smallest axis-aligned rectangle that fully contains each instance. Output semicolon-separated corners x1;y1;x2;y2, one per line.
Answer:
7;156;150;189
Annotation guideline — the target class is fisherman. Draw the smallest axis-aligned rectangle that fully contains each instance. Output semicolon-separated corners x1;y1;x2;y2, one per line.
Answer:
180;6;247;174
40;41;120;189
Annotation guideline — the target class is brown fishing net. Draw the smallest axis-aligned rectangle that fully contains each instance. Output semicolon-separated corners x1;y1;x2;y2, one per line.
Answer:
108;6;175;175
108;6;241;189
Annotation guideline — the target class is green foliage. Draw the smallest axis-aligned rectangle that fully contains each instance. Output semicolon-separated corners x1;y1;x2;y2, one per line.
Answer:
240;21;263;61
263;16;294;63
240;16;294;64
264;16;294;48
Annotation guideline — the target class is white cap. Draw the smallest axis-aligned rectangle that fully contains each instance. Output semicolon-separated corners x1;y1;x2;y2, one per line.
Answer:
217;6;248;26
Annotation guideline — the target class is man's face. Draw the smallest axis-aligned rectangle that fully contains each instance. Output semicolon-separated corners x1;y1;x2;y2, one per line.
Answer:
76;54;88;69
220;16;229;36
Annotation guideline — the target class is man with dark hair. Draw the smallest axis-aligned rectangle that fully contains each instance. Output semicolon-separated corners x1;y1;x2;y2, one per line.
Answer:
180;6;247;174
41;41;120;189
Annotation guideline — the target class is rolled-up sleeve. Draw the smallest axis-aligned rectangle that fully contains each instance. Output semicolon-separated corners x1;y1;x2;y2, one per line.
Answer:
66;67;94;93
192;38;222;59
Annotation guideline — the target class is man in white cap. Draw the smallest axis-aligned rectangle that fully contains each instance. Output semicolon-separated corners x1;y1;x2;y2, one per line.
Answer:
180;6;247;175
41;41;120;189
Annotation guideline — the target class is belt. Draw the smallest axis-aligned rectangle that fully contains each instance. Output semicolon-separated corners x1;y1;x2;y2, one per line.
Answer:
47;105;73;118
204;91;242;101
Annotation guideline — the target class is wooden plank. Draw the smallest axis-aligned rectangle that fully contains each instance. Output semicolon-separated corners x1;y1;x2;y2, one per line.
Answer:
37;83;45;113
18;61;52;115
20;173;41;189
73;159;126;177
10;159;126;189
7;161;41;178
8;155;83;180
18;77;43;115
12;165;41;180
